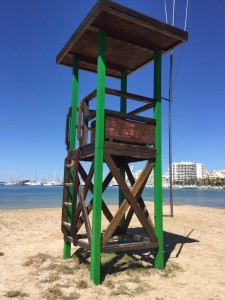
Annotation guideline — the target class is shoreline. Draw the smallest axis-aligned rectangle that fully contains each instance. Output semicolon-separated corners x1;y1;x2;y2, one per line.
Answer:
0;204;225;299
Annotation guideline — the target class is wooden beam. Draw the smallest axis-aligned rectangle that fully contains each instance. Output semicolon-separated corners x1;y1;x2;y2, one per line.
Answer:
103;154;157;244
102;241;158;253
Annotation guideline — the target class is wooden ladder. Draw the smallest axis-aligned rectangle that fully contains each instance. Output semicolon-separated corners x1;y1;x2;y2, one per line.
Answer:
61;153;76;244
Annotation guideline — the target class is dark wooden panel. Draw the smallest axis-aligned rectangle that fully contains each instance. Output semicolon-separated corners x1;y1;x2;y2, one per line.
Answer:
93;116;155;146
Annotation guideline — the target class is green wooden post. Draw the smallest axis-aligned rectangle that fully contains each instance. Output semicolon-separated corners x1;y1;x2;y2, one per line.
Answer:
63;55;79;259
119;70;127;230
90;30;106;285
153;50;164;269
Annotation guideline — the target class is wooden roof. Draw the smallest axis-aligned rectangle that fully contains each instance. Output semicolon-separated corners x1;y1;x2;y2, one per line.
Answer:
56;0;188;78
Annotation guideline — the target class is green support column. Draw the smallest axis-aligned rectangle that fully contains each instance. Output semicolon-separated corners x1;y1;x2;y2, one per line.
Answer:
153;50;164;269
90;30;106;285
63;56;79;259
119;70;127;230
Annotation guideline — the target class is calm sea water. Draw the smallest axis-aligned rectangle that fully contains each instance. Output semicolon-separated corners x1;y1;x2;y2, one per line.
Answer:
0;185;224;210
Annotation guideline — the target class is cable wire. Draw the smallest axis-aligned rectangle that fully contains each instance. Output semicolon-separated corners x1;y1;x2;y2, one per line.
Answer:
164;0;168;24
184;0;189;31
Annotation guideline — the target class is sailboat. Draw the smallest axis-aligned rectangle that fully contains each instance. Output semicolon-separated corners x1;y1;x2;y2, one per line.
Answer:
43;171;62;186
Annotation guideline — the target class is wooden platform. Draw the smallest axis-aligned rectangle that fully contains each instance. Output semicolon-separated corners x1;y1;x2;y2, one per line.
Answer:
56;0;188;77
69;142;156;163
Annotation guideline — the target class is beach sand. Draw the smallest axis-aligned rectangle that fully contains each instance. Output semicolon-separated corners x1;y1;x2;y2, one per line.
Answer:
0;203;225;299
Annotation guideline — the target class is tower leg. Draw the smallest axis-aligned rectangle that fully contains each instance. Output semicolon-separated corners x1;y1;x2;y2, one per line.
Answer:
63;56;79;259
90;30;106;285
153;50;164;269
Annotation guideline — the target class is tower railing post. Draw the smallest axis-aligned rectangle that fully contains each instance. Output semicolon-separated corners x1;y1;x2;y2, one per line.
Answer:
119;69;127;230
63;55;79;259
90;29;106;285
153;49;164;269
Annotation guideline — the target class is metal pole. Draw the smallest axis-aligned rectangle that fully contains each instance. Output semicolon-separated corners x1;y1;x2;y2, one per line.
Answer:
153;50;164;269
63;55;79;259
90;29;106;285
168;0;176;218
168;51;174;217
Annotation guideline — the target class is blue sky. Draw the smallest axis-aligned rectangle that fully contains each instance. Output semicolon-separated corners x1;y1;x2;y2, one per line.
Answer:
1;0;225;182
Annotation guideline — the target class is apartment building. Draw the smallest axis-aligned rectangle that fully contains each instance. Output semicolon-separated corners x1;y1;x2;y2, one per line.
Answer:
172;162;204;182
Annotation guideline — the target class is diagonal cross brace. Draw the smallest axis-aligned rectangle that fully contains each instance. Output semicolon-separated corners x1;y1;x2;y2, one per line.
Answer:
102;153;157;245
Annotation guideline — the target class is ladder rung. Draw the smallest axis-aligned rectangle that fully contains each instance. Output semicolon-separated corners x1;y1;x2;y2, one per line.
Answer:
64;202;72;207
64;182;73;187
66;163;74;168
65;236;73;243
63;221;71;229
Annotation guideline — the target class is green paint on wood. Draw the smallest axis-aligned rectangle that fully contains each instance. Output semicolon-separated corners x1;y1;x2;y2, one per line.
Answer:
90;30;106;285
153;50;164;269
119;70;127;231
63;56;79;259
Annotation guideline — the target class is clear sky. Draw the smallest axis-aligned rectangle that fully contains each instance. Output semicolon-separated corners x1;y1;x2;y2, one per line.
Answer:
1;0;225;182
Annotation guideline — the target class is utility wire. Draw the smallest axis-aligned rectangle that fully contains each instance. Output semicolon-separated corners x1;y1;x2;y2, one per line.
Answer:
164;0;168;24
184;0;189;31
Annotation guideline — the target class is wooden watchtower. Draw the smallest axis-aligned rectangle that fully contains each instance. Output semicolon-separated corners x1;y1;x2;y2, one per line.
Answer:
56;1;188;285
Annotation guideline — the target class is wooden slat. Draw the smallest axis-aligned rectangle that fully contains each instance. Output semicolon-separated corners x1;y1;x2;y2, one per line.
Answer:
105;87;155;104
78;162;114;222
123;161;155;233
70;152;79;239
101;1;188;41
65;236;74;243
64;202;72;207
64;183;73;187
61;156;71;236
63;221;71;229
103;153;157;243
77;240;90;251
78;185;92;245
105;109;156;124
102;199;130;245
102;241;158;253
129;103;155;115
104;142;156;160
73;161;94;230
81;89;97;103
126;232;150;242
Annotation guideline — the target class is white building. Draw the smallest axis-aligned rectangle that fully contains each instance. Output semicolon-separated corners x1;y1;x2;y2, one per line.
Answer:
172;162;204;182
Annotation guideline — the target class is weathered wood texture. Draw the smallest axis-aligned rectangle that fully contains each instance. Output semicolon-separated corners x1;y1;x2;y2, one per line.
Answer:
91;116;155;146
56;0;188;77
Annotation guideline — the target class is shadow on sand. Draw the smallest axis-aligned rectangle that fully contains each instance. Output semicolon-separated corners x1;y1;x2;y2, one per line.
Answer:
73;227;199;282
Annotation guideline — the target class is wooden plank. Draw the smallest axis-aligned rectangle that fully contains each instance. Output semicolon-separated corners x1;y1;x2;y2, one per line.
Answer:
129;103;155;115
70;153;79;239
105;109;156;124
61;156;70;236
102;199;130;245
77;240;90;251
65;236;74;243
100;116;155;145
102;241;158;253
104;153;157;242
81;89;97;103
63;222;71;229
78;185;92;245
78;162;114;222
126;232;150;242
104;142;156;160
123;161;155;234
105;87;154;104
102;1;188;42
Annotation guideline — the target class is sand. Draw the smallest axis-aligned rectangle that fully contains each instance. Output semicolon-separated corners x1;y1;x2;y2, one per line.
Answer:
0;203;225;300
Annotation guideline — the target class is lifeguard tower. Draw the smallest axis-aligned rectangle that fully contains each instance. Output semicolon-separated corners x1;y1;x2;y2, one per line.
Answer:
56;0;188;285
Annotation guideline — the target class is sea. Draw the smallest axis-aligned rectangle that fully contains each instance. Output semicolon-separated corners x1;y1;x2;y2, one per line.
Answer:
0;185;224;210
